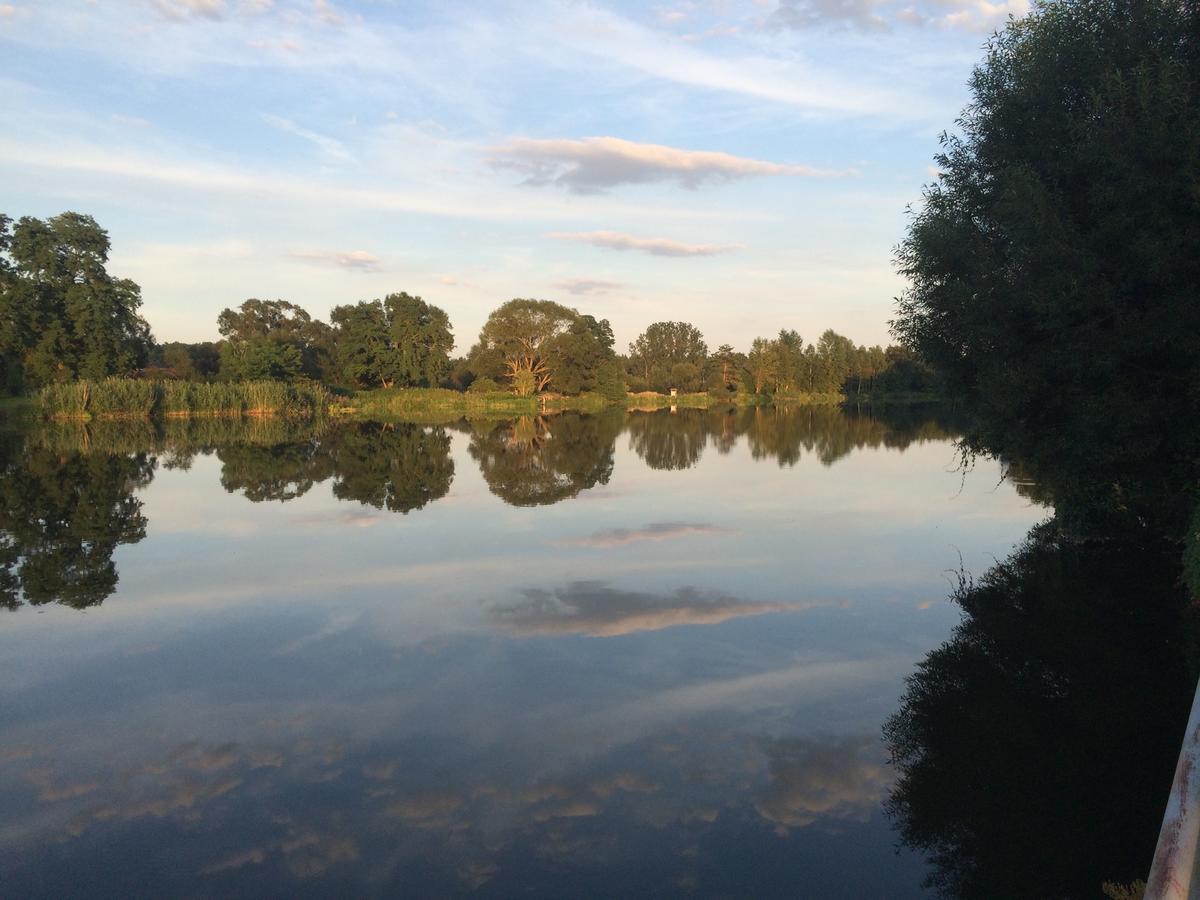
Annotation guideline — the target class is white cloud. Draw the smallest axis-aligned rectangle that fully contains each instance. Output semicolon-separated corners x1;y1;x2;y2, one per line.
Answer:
754;735;893;830
552;277;623;296
554;522;724;547
288;248;381;270
152;0;227;21
490;136;848;193
547;230;740;258
770;0;891;32
490;582;800;637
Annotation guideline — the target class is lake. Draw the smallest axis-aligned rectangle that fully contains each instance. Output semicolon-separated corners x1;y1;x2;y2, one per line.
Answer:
1;404;1171;897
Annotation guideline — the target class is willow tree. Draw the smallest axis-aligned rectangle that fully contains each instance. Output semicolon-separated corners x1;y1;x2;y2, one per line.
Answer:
472;299;580;395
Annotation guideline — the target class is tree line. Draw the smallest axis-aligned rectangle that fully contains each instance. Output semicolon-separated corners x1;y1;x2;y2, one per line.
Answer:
1;211;935;400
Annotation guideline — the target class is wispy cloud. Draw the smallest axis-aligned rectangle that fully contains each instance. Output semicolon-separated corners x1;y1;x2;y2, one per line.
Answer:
152;0;227;21
549;230;734;259
287;248;381;270
548;230;739;258
552;277;623;296
490;581;800;637
490;136;847;193
554;522;725;548
263;113;355;163
767;0;1029;33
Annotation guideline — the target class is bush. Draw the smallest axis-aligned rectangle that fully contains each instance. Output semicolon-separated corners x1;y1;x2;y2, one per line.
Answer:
468;377;500;394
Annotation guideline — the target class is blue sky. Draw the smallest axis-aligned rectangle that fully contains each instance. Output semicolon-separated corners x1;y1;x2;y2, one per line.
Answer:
0;0;1027;351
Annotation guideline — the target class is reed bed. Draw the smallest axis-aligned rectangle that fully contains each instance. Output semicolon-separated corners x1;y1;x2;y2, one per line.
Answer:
37;379;333;420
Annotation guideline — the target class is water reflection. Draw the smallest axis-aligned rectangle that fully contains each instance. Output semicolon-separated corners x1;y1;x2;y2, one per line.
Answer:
627;404;964;471
0;430;152;610
626;409;708;470
885;521;1197;896
326;422;454;513
1;406;973;612
467;412;622;506
0;401;1038;896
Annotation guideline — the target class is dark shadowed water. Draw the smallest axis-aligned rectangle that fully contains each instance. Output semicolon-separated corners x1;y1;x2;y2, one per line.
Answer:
0;405;1182;897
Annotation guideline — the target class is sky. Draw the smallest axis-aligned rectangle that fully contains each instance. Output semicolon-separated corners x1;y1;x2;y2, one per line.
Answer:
0;0;1029;352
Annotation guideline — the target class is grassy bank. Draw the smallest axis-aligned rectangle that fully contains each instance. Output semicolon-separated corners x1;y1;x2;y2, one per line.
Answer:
37;378;333;420
347;386;628;418
31;380;891;423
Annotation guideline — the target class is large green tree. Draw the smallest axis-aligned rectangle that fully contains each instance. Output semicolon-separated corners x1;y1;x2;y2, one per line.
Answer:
471;299;613;395
0;212;152;391
891;0;1200;533
217;298;332;382
330;293;452;389
627;321;708;393
387;292;454;387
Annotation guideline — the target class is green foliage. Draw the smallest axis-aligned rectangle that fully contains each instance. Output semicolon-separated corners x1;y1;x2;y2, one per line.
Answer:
0;212;153;390
36;378;331;419
627;321;708;392
467;376;500;393
470;298;616;395
388;292;453;387
511;369;536;396
351;386;538;418
217;298;332;382
329;292;454;389
593;358;627;401
891;0;1200;533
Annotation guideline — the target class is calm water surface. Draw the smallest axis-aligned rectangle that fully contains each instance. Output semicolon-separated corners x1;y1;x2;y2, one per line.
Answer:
0;406;1053;896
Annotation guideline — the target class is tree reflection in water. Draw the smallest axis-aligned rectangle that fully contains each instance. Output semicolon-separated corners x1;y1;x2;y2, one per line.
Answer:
0;431;153;610
885;521;1198;897
625;404;963;471
468;411;622;506
1;404;967;611
326;422;453;514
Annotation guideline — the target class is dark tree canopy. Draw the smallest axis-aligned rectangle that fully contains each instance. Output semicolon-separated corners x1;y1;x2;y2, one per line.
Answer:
891;0;1200;533
330;293;453;389
217;298;332;382
0;212;152;391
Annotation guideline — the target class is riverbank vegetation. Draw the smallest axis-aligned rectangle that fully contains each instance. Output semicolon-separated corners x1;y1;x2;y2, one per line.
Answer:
37;378;333;420
0;213;937;416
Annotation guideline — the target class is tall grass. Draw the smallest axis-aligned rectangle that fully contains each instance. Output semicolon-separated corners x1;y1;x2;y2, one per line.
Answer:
352;386;540;418
37;379;333;420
